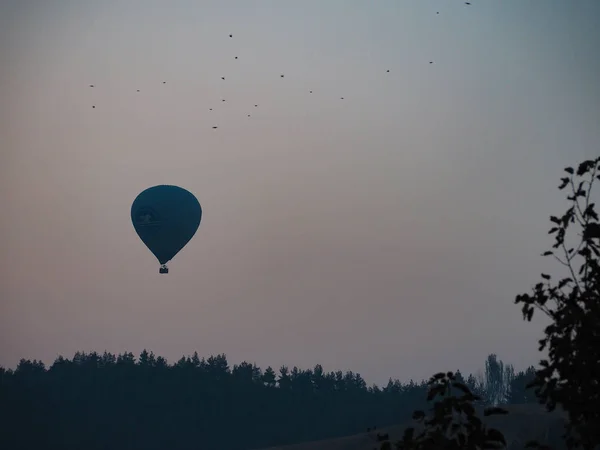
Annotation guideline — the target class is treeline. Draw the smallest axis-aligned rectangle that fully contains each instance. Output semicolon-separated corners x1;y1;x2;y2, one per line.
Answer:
0;351;535;450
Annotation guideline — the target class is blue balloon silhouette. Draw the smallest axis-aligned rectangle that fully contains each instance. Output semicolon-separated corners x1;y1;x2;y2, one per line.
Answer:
131;185;202;273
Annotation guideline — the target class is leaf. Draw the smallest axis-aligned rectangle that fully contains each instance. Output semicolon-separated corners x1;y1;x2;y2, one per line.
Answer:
541;273;551;280
548;227;558;234
558;278;572;289
549;216;561;224
576;160;594;176
451;381;470;393
462;403;475;417
584;204;598;220
431;372;446;381
486;428;507;445
558;177;569;189
564;167;574;174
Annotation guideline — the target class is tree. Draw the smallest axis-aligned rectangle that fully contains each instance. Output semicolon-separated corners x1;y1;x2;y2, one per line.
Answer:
262;366;277;388
508;366;537;404
515;157;600;449
394;372;508;450
465;373;487;405
483;354;514;406
277;365;291;390
386;156;600;450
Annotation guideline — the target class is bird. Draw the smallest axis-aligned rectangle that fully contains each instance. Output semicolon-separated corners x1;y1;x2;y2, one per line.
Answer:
162;81;166;84
221;77;225;80
229;34;232;38
254;104;258;107
137;89;140;92
89;84;94;88
235;56;238;59
309;90;313;93
280;74;284;78
209;108;213;111
465;2;471;4
212;126;218;129
386;70;390;73
92;105;95;108
429;61;433;64
340;97;344;100
222;99;226;102
247;114;251;117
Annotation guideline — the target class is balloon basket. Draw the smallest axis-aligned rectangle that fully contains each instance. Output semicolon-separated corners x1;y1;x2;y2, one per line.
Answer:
159;265;169;274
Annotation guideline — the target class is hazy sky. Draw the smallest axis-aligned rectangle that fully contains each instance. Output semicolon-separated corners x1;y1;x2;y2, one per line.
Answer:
1;0;599;386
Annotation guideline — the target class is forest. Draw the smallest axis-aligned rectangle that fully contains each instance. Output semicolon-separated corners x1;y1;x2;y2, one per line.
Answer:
0;351;534;450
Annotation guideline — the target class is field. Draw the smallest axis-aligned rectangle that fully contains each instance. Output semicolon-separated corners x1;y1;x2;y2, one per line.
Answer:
259;404;568;450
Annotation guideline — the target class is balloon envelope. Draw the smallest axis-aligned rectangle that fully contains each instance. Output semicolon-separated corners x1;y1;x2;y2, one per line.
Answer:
131;185;202;265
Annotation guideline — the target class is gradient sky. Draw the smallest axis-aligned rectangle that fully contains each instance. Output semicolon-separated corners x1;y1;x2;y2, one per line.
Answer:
1;0;599;386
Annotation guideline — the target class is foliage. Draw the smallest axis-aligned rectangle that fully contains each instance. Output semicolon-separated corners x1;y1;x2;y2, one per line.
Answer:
0;350;434;450
384;157;600;450
515;157;600;449
507;366;537;404
484;354;515;406
394;371;508;450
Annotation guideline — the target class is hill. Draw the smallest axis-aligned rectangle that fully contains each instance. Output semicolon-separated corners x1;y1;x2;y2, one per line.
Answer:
258;404;568;450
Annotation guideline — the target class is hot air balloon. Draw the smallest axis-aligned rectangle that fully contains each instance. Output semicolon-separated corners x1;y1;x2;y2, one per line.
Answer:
131;185;202;274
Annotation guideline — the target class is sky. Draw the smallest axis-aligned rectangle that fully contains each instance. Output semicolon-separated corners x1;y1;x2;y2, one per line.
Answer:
1;0;599;387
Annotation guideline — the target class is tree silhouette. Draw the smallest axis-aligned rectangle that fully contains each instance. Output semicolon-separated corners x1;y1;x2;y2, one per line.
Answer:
386;157;600;450
483;354;514;406
394;372;508;450
507;366;537;405
515;157;600;449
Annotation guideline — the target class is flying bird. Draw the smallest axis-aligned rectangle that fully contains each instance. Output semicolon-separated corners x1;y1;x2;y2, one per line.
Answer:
229;34;232;38
235;56;238;59
280;74;284;78
89;84;94;88
465;2;471;4
386;70;390;73
162;81;166;84
254;104;258;107
221;77;225;80
309;90;313;93
212;126;218;129
137;89;140;92
92;105;95;108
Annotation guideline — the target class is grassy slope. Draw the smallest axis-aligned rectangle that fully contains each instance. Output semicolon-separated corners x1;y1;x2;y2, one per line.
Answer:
259;404;568;450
